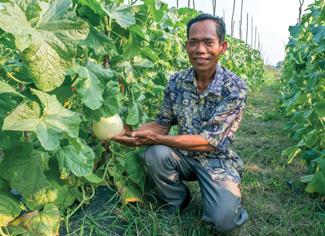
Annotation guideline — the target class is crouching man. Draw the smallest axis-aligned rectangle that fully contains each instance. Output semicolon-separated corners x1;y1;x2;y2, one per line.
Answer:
113;13;248;233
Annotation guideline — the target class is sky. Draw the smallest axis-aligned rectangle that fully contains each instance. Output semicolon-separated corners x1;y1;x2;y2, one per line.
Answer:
159;0;316;66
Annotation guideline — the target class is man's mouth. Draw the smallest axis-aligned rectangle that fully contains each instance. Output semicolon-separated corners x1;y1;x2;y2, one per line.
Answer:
194;58;209;63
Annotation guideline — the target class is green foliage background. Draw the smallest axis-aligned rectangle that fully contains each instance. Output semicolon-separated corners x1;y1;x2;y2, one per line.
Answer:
0;0;265;234
280;0;325;195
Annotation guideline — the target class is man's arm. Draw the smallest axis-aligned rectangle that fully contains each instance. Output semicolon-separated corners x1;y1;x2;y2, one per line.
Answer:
113;121;216;152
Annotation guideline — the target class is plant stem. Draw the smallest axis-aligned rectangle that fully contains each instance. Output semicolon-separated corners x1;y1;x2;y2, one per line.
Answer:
305;144;325;157
0;227;10;236
109;145;124;158
0;63;33;85
0;49;17;62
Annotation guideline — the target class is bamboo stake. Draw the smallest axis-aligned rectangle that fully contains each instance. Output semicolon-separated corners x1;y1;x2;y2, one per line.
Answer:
239;0;244;40
298;0;304;22
212;0;216;16
246;13;248;44
254;26;257;49
251;16;253;47
231;0;236;38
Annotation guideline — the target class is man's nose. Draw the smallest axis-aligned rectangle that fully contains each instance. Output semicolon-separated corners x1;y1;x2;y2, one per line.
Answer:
196;42;206;53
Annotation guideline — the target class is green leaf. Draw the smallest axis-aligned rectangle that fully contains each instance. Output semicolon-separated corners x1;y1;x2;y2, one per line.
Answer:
133;57;154;67
304;130;318;147
49;76;73;105
0;191;22;227
282;146;301;163
69;61;106;110
143;0;166;22
3;89;80;151
123;32;142;59
84;173;103;184
314;100;325;118
54;145;95;178
10;203;60;236
124;150;146;192
84;80;120;121
310;25;325;44
0;81;26;98
7;226;40;236
73;0;108;16
0;143;51;210
0;0;89;91
300;174;314;183
126;103;140;125
104;3;136;28
288;23;302;38
79;23;112;56
305;160;325;194
320;135;325;149
114;176;143;205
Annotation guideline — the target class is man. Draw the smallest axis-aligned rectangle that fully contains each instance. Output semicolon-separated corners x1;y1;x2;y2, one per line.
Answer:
113;13;248;233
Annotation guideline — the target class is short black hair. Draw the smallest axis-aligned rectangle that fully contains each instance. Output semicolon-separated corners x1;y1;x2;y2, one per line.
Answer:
187;14;226;43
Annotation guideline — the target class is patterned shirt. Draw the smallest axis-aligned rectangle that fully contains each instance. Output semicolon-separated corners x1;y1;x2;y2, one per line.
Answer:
155;64;247;184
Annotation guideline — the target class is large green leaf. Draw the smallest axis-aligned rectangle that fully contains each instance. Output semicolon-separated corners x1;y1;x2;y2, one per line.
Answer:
54;145;95;178
79;23;112;56
10;203;60;236
0;81;26;98
314;100;325;118
124;150;146;192
104;3;136;28
84;80;120;121
3;89;80;151
0;0;89;92
68;61;107;110
0;143;51;210
310;25;325;44
0;192;22;227
73;0;108;16
282;146;301;163
305;160;325;194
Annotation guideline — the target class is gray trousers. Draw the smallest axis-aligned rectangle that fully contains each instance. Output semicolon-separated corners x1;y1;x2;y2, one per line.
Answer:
139;145;248;232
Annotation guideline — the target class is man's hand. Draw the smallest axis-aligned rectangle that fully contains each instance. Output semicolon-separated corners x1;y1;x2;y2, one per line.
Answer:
112;130;158;147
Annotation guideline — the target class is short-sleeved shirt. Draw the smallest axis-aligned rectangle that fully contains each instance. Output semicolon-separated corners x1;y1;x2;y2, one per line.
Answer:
155;64;247;184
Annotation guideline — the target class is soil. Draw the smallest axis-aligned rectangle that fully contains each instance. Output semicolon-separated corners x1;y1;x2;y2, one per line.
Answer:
58;186;126;236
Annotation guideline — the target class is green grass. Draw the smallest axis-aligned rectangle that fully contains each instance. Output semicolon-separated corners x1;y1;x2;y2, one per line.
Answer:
61;78;324;236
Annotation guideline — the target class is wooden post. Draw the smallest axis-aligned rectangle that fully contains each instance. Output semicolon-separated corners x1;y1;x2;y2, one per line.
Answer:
239;0;244;40
177;0;179;9
251;16;253;47
231;0;236;38
223;9;226;21
298;0;304;22
254;26;257;49
193;0;195;9
188;0;190;8
246;13;248;44
212;0;217;16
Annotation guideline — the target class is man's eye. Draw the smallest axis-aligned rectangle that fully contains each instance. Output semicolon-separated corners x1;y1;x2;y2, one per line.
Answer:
189;41;197;45
206;41;214;45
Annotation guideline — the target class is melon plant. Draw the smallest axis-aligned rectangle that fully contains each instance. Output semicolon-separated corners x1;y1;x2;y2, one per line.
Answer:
280;0;325;195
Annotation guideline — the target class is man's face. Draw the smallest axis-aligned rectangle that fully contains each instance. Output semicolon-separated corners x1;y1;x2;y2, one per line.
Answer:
186;20;228;76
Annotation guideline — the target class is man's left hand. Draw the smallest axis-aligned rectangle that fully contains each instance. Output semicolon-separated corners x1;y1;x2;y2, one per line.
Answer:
113;130;158;147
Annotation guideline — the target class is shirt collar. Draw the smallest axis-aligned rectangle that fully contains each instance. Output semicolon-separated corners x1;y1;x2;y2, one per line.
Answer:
184;64;223;96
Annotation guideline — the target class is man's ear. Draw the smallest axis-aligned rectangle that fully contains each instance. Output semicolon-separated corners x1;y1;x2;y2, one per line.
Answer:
220;40;228;55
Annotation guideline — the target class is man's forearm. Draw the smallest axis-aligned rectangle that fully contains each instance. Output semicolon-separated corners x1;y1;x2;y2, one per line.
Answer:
155;134;216;152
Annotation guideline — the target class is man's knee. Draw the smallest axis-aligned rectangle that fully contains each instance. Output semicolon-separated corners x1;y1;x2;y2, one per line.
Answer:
139;145;175;170
203;197;248;232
